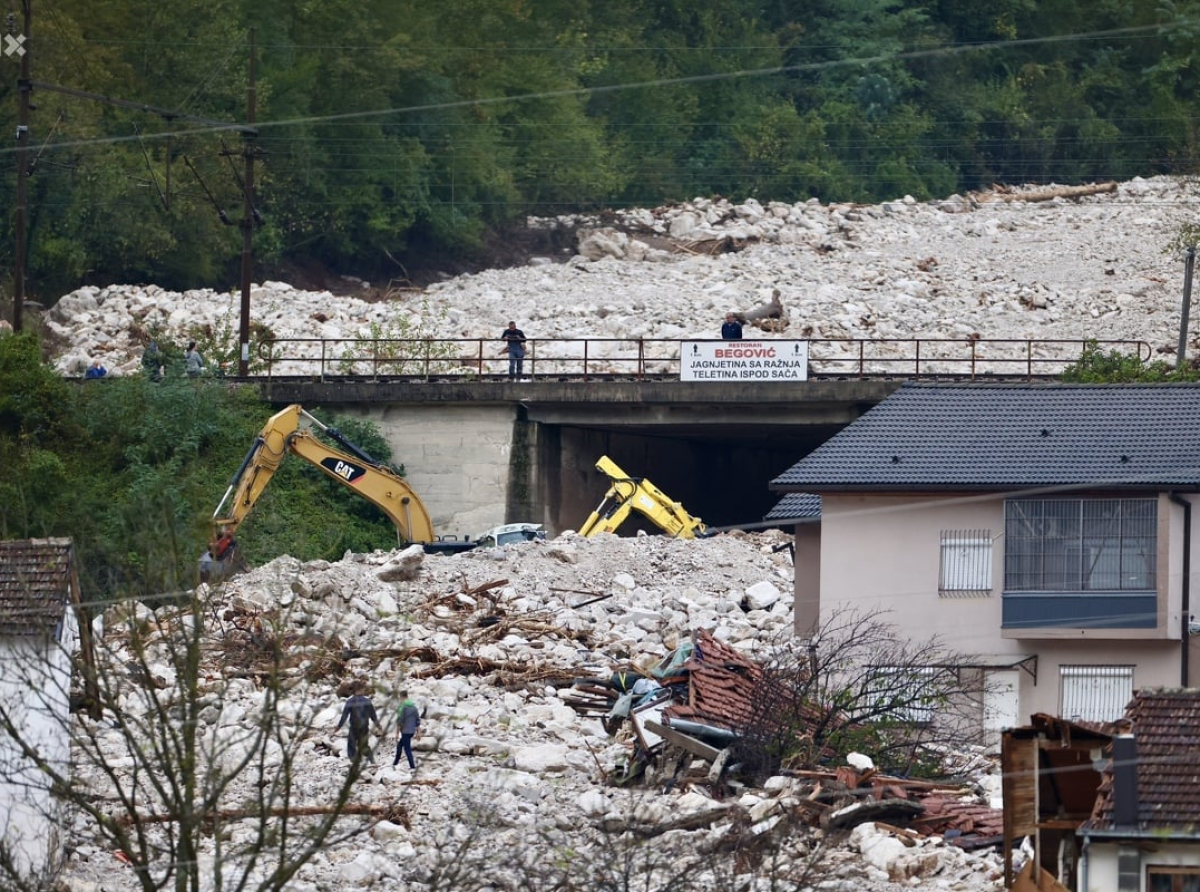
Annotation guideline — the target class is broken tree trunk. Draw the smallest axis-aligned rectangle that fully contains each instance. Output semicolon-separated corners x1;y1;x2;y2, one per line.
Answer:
983;182;1117;203
821;797;923;832
734;288;789;332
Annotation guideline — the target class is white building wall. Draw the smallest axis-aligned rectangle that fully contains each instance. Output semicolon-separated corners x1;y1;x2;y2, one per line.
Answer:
0;623;73;883
819;492;1014;656
1083;839;1200;892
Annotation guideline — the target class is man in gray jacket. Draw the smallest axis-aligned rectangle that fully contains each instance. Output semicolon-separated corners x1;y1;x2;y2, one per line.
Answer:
393;690;421;769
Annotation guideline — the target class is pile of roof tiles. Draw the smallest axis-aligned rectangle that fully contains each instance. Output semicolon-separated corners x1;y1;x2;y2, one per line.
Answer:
566;627;1003;848
660;628;762;730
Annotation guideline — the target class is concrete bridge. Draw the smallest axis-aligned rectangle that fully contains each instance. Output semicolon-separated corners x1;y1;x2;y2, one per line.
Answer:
253;335;1146;540
257;377;897;539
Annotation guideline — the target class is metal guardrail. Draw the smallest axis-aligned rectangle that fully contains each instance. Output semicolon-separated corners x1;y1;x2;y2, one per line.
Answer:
255;337;1152;382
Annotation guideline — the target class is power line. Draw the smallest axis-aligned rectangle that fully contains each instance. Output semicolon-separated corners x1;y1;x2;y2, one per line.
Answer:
0;22;1178;156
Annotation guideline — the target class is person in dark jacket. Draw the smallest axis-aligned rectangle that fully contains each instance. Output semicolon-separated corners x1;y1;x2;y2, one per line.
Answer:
720;313;744;340
393;690;421;769
84;359;108;379
335;688;381;761
500;321;527;379
141;340;164;380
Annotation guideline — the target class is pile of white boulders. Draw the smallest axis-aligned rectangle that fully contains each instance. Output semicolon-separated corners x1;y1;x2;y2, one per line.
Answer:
39;175;1200;377
59;531;1008;892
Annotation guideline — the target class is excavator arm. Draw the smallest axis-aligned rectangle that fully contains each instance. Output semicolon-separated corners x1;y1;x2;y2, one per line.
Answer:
209;405;433;569
578;455;706;539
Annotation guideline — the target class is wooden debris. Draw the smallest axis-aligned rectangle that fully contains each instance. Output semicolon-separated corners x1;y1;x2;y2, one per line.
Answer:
116;802;412;830
597;804;738;838
822;798;923;832
644;719;722;763
737;287;789;333
978;182;1117;203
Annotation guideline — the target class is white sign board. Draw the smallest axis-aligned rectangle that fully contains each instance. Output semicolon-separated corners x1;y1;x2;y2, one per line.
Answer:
680;340;809;382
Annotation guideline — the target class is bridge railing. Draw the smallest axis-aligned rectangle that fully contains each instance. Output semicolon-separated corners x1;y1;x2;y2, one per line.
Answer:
256;337;1151;381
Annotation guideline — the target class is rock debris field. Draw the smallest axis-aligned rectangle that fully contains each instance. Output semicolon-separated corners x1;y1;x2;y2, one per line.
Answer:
62;532;1008;892
46;178;1197;891
38;175;1200;378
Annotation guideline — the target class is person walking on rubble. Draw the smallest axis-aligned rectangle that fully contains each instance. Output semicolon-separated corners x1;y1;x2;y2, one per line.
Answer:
336;685;381;761
393;689;421;770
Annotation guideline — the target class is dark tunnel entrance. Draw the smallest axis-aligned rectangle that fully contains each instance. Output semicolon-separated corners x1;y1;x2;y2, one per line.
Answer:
537;421;847;536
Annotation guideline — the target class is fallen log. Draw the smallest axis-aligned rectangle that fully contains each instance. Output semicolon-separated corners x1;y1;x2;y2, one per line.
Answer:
115;802;411;829
982;182;1117;203
821;797;923;832
596;803;739;838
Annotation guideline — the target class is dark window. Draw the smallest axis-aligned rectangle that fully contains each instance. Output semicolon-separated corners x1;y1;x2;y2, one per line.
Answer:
1148;866;1200;892
1004;499;1156;592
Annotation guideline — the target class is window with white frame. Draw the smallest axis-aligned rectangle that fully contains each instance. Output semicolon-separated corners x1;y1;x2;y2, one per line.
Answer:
1005;498;1156;592
1059;664;1134;723
940;529;993;596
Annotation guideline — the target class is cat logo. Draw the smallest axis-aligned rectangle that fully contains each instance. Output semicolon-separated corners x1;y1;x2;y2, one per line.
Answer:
321;457;365;483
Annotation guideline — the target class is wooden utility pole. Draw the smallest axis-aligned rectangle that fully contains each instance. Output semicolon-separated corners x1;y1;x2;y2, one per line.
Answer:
1178;246;1196;370
12;0;30;332
237;29;257;376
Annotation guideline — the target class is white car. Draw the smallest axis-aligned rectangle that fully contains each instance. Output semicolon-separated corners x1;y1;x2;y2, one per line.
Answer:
475;523;546;548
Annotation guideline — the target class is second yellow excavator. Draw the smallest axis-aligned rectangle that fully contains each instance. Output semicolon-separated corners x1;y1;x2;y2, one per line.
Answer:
202;404;434;579
578;455;707;539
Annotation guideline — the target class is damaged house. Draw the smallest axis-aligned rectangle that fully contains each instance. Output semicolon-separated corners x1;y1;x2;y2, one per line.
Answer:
1080;688;1200;892
770;383;1200;740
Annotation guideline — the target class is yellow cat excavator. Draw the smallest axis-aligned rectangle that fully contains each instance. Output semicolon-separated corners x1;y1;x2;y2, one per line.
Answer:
578;455;707;539
202;404;434;580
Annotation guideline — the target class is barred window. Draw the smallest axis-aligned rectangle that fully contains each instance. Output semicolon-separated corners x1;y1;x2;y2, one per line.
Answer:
863;666;946;725
1060;664;1134;723
1005;498;1156;592
940;530;992;596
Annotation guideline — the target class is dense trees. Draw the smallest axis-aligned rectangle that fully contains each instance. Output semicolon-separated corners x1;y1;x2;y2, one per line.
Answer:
0;333;406;602
2;0;1198;297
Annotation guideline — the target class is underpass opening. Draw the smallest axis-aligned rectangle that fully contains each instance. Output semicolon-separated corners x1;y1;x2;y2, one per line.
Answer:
540;422;844;537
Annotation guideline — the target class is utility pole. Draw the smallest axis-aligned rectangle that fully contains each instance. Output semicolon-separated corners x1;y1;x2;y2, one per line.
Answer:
1177;246;1196;370
12;0;30;332
237;29;257;376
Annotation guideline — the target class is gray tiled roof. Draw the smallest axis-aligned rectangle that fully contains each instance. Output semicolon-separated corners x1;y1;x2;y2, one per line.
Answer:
772;383;1200;491
764;493;821;522
0;538;74;635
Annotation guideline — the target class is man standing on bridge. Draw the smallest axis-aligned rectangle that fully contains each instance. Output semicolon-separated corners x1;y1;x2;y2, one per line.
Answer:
501;321;528;379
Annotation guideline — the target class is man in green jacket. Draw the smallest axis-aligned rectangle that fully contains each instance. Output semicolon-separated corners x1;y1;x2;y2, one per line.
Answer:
393;690;421;769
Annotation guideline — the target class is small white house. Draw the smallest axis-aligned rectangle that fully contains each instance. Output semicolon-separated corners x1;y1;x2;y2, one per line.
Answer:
0;538;82;885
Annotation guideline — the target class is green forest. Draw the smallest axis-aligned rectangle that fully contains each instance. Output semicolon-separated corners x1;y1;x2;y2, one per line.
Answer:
2;0;1199;299
0;333;406;601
